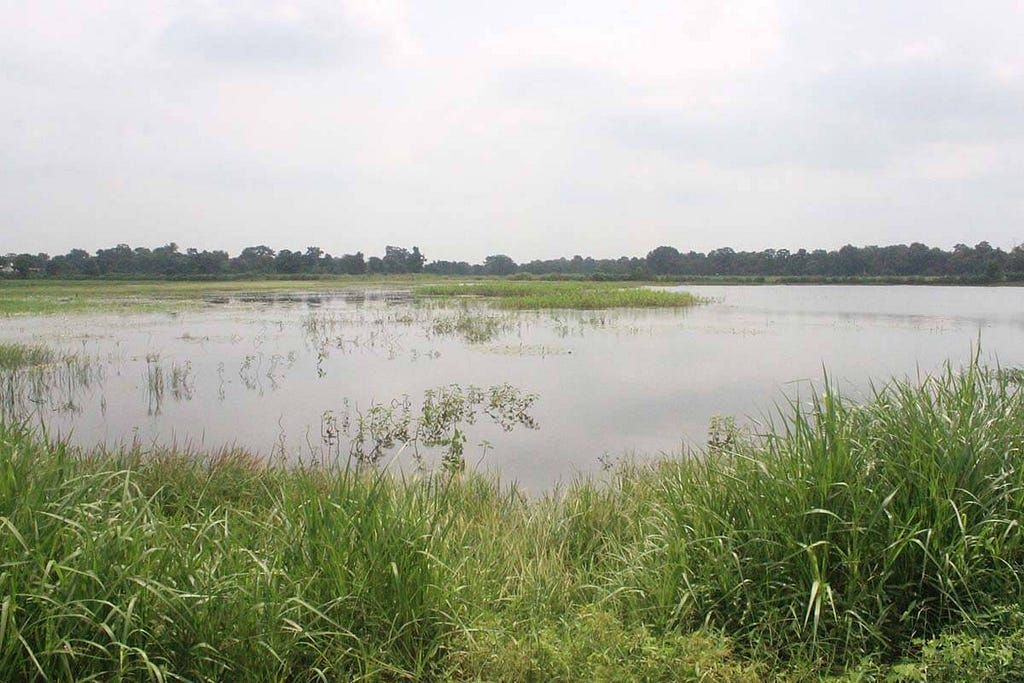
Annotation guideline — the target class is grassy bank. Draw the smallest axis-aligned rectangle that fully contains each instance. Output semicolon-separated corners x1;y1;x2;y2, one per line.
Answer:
416;280;702;309
3;361;1024;680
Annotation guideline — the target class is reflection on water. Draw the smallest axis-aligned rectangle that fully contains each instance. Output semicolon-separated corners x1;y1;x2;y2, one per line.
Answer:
1;285;1022;490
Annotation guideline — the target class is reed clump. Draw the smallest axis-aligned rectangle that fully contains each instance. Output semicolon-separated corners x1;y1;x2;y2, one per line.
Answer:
0;343;56;370
0;344;100;420
2;359;1024;679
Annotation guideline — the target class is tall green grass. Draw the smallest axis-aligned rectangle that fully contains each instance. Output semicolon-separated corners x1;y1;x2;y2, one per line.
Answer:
567;360;1024;670
2;359;1024;679
0;346;99;421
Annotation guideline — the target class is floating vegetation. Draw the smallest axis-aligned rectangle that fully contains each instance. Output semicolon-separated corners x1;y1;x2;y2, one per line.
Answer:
417;281;704;310
321;383;539;470
178;331;210;343
479;344;572;357
409;348;441;361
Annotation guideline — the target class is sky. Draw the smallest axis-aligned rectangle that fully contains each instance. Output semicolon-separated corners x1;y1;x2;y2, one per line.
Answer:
3;1;1024;263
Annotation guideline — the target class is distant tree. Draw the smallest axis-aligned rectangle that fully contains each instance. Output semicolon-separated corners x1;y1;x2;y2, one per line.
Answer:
335;252;367;275
380;246;426;273
483;254;517;276
836;244;864;276
382;246;410;273
409;246;425;273
187;249;229;275
95;244;134;275
274;249;304;274
13;253;48;277
645;246;681;275
238;245;276;273
424;260;473;275
1009;245;1024;278
304;246;324;273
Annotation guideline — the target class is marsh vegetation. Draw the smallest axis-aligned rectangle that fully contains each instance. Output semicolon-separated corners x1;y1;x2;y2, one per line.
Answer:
3;282;1024;678
0;342;102;420
416;280;703;309
4;361;1024;680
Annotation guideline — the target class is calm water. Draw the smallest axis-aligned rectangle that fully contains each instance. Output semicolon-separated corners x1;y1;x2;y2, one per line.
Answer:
3;285;1023;490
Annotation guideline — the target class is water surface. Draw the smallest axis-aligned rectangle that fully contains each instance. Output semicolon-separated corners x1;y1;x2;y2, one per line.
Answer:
3;285;1022;490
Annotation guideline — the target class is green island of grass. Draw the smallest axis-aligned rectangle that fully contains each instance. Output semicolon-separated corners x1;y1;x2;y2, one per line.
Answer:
416;280;703;309
3;360;1024;680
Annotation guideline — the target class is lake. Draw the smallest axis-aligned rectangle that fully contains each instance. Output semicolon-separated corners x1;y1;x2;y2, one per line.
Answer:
2;284;1022;490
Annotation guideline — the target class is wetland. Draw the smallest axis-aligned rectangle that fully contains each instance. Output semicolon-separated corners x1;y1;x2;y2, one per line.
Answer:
1;281;1022;489
4;278;1024;680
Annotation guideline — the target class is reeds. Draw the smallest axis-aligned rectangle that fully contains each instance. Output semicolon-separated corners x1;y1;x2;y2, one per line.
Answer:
2;359;1024;679
0;344;100;419
0;342;56;369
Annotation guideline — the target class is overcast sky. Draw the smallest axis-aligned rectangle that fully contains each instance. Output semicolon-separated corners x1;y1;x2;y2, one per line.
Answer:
3;1;1024;262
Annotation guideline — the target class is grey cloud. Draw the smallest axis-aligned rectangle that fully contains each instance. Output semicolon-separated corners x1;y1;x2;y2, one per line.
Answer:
604;111;880;170
805;60;1024;142
494;63;632;107
3;1;1024;259
604;56;1024;172
158;14;375;67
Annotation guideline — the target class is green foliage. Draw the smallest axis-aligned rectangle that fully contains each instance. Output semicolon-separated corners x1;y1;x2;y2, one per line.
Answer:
909;626;1024;682
3;359;1024;679
623;361;1024;668
428;310;513;343
417;280;702;310
454;609;762;682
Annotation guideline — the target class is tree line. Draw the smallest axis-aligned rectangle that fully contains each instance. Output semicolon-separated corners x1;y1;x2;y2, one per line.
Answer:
3;241;1024;282
0;244;423;278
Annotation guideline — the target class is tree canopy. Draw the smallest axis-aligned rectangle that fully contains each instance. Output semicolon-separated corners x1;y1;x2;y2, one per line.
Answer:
4;241;1024;283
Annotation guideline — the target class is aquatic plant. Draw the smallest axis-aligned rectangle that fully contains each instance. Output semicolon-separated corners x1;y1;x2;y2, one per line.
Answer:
322;383;539;470
0;344;101;420
0;342;56;370
427;310;518;344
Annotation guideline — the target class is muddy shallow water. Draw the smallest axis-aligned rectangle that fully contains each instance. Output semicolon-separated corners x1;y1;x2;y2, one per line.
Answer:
3;285;1023;490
